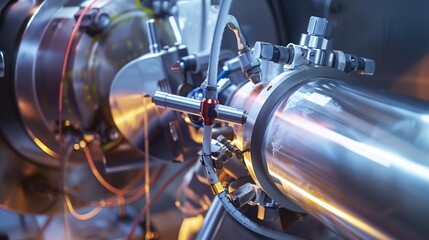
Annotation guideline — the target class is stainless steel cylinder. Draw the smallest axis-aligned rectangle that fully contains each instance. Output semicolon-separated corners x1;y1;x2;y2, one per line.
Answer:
232;67;429;239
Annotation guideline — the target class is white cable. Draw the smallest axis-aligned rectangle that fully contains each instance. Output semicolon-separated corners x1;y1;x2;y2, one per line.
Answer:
201;0;300;238
206;0;232;87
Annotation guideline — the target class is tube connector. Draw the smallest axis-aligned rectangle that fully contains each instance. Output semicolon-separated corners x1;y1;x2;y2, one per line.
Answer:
211;182;225;195
238;49;261;84
253;41;294;65
200;98;219;126
334;51;376;75
228;183;257;208
153;91;247;125
226;14;261;84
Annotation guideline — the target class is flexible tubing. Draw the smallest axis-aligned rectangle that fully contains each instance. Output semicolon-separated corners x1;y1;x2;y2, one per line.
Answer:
206;0;232;87
202;1;299;238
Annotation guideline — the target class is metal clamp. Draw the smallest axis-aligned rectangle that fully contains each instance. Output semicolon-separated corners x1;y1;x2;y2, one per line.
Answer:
200;98;219;126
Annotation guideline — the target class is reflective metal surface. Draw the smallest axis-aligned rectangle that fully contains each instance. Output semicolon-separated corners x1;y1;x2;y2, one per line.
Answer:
9;0;159;167
110;54;169;149
109;42;199;162
4;0;429;238
230;67;349;214
153;91;247;125
195;197;226;240
0;51;4;78
258;68;429;239
146;19;161;53
0;0;169;213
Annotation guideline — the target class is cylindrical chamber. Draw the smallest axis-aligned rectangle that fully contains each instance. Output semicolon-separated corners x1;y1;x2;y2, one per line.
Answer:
0;0;176;214
232;67;429;239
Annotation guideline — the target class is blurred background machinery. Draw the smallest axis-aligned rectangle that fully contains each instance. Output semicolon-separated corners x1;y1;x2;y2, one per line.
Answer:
0;0;428;239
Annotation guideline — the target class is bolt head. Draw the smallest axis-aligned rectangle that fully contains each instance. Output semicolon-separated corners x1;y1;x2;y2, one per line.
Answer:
361;58;376;75
253;41;274;61
95;13;111;30
77;8;111;34
307;16;331;37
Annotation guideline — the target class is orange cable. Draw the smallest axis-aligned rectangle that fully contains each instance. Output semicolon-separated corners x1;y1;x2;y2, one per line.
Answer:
58;0;162;222
65;194;104;221
74;164;167;208
127;157;198;239
83;147;134;196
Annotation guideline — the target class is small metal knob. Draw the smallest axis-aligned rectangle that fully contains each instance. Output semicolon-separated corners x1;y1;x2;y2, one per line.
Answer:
307;16;331;38
253;42;275;61
77;8;111;34
253;41;292;64
358;57;376;75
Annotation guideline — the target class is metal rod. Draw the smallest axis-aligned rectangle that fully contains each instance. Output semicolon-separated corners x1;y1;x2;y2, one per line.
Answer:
146;19;160;53
153;91;247;125
195;197;226;240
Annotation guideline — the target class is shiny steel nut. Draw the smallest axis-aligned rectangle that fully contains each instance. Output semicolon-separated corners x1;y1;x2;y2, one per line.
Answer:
228;183;256;208
361;58;376;75
307;16;331;37
253;41;275;61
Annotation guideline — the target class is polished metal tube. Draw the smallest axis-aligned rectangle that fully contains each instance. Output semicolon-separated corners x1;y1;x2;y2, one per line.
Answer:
262;78;429;239
153;91;247;125
195;197;226;240
153;91;200;113
146;19;160;53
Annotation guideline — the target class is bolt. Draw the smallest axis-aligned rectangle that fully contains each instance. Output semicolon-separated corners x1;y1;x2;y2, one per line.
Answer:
358;57;376;75
253;41;292;64
307;16;331;38
76;8;111;34
253;41;275;61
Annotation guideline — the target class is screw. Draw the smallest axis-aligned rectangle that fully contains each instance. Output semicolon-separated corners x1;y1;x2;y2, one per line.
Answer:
76;8;111;34
357;57;375;75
